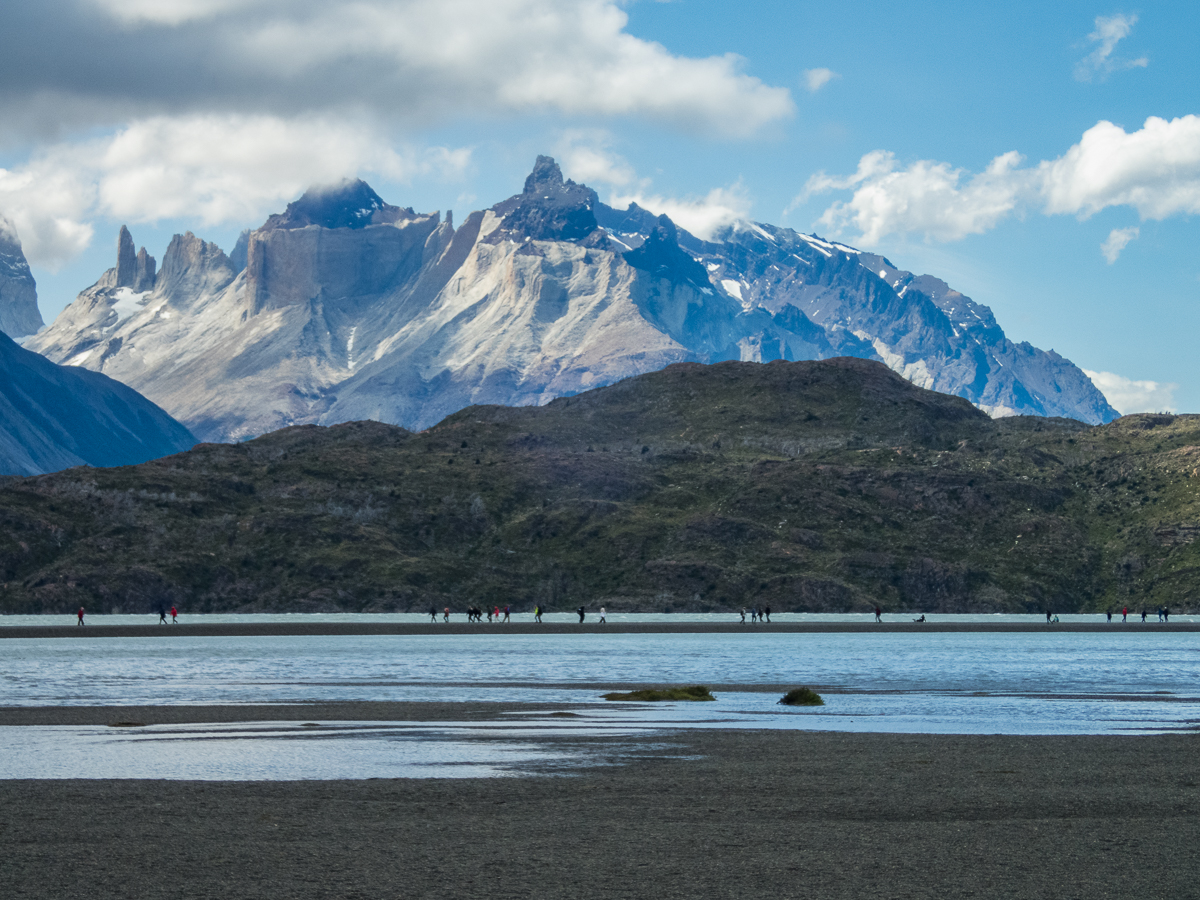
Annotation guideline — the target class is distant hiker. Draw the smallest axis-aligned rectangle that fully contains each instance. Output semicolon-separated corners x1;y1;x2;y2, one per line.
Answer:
486;606;493;623
1122;606;1128;623
1158;607;1164;623
751;607;758;623
1046;610;1052;624
578;606;585;623
503;605;511;623
599;607;607;624
874;606;882;623
429;605;438;623
739;608;746;624
535;605;543;623
1106;611;1112;623
494;606;500;623
443;607;450;623
170;606;178;624
1164;607;1171;623
77;607;85;626
1141;609;1147;623
764;605;771;623
158;607;167;625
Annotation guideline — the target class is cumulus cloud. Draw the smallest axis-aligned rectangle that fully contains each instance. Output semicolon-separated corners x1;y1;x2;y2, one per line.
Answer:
804;150;1028;244
1074;13;1148;82
1101;226;1139;263
1084;370;1177;414
1;0;793;143
0;114;469;267
803;68;839;93
800;116;1200;246
557;134;750;239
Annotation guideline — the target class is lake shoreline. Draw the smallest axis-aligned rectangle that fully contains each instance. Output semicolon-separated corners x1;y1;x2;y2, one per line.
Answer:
3;620;1197;638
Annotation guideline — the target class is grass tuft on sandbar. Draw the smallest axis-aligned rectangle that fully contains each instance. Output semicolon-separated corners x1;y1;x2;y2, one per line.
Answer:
603;685;716;702
779;687;824;706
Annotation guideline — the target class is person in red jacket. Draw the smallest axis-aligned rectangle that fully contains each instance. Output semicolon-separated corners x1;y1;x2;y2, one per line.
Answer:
170;606;178;624
77;607;85;626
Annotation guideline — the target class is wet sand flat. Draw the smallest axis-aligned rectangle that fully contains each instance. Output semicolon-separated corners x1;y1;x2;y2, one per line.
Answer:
3;621;1197;638
1;710;1197;899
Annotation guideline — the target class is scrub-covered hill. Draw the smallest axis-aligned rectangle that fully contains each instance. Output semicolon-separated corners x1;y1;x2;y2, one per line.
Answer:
0;358;1193;615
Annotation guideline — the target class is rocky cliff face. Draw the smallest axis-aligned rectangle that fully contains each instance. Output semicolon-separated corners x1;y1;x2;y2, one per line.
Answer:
28;158;1117;442
0;217;45;338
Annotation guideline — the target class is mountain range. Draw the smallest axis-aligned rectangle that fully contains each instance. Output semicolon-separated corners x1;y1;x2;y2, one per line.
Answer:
24;157;1117;443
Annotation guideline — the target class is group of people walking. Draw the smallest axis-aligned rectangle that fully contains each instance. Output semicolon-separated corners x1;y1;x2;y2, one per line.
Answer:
739;606;771;623
428;604;607;623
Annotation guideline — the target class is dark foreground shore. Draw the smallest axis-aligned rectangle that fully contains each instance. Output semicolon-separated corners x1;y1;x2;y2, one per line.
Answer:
4;620;1198;638
2;703;1198;899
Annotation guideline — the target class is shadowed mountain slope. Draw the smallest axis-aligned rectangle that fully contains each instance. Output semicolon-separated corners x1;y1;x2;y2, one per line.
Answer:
0;330;195;476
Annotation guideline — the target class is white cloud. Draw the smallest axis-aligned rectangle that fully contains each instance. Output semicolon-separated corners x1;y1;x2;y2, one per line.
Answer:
5;0;794;141
557;134;750;239
612;185;752;240
89;0;247;25
1038;116;1200;220
1074;13;1148;82
0;114;469;267
800;116;1200;246
1084;370;1177;414
1101;226;1139;263
803;68;839;93
805;150;1029;244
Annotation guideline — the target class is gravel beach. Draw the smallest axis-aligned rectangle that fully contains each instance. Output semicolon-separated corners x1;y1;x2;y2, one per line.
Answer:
2;702;1197;899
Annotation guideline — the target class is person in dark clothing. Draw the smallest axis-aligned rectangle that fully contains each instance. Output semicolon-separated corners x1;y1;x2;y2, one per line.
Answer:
764;606;771;623
1046;610;1052;624
577;606;585;623
534;605;543;623
159;607;167;624
429;605;438;623
875;606;882;623
1106;611;1112;623
1164;607;1170;623
1141;609;1147;623
77;607;85;626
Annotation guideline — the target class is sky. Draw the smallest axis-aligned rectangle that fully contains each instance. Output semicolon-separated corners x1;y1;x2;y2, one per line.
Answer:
1;0;1197;414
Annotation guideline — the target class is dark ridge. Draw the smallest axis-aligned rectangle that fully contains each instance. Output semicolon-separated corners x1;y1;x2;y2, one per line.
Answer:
260;179;418;231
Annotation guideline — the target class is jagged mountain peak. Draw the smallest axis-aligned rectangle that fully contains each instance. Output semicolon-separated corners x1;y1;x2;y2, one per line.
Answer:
260;178;417;232
489;156;601;243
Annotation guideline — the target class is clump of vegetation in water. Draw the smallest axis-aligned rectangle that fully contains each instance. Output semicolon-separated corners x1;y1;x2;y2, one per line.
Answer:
779;687;824;706
603;685;715;702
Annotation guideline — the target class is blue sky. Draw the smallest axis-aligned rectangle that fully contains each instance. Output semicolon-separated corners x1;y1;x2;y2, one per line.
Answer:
2;0;1197;413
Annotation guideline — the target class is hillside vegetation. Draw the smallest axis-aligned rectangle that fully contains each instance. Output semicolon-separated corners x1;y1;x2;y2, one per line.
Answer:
1;358;1197;615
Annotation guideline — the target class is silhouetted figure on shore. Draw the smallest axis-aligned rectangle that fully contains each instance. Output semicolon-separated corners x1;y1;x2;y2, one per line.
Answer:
77;607;85;626
158;607;167;624
443;607;449;623
1106;611;1112;623
534;605;543;623
429;605;437;623
1164;607;1170;623
1141;609;1147;623
739;608;746;623
1122;606;1128;623
764;606;771;623
913;614;926;623
1046;610;1052;624
578;606;586;623
875;606;882;623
